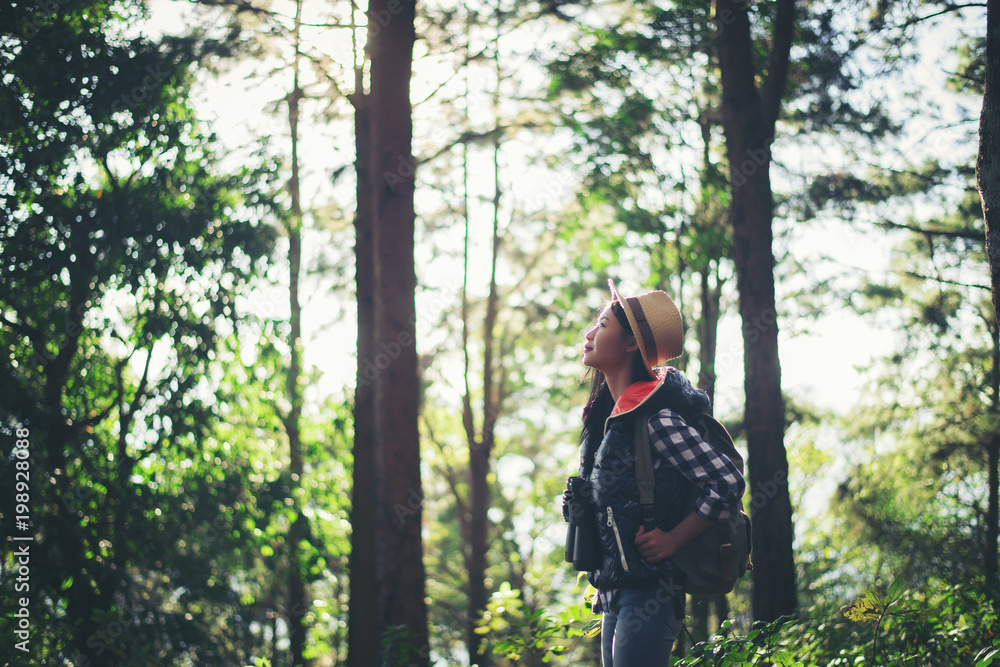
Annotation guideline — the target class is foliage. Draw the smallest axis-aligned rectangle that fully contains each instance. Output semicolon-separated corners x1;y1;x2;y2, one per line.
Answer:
676;579;998;666
477;577;999;666
478;581;600;664
839;576;918;666
0;0;995;664
0;0;283;662
675;618;803;667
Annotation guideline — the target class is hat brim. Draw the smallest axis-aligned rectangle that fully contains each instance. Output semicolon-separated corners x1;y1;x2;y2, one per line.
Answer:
608;279;684;366
608;279;655;371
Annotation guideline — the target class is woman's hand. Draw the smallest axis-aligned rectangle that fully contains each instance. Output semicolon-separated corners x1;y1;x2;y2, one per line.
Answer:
634;525;678;563
635;513;714;563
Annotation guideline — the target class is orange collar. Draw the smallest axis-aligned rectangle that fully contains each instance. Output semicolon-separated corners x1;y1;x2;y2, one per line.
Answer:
609;372;664;418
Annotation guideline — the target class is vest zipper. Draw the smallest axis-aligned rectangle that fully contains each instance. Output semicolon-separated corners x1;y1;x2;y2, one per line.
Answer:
606;506;629;572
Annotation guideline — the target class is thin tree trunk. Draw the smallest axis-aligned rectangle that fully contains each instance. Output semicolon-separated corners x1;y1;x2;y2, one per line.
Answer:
348;0;379;661
696;111;722;408
285;2;309;663
692;99;730;636
689;595;709;644
466;115;502;667
368;0;428;663
461;10;503;663
691;260;723;641
715;0;798;622
460;11;478;656
697;264;721;406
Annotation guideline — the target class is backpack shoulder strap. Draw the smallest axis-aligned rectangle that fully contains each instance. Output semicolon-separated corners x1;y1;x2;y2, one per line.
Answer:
636;410;745;527
634;409;656;528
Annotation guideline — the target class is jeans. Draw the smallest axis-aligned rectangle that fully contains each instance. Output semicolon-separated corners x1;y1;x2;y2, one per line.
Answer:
601;586;683;667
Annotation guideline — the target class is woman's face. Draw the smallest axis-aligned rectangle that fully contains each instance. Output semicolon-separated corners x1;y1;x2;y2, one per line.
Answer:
582;303;637;373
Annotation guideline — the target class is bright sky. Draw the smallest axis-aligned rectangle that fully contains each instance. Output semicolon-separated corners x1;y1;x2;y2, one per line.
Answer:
141;0;984;427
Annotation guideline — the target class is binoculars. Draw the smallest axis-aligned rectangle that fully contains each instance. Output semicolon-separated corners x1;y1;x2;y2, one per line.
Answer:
562;476;603;571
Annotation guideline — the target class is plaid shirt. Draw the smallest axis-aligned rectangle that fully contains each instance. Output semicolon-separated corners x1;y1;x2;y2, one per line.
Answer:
647;408;745;521
594;408;745;613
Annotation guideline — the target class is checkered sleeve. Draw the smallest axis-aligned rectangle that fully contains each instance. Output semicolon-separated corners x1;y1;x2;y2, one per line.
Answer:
647;409;746;521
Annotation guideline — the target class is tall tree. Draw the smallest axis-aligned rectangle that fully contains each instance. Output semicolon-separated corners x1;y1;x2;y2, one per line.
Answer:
714;0;798;621
283;0;310;662
461;5;507;663
348;0;378;660
367;0;428;663
977;0;1000;605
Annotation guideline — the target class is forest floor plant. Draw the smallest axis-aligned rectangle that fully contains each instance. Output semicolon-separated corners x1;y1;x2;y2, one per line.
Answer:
673;577;999;667
483;576;999;665
839;575;914;666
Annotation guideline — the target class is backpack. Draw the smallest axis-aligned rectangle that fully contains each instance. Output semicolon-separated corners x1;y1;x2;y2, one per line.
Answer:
634;409;752;596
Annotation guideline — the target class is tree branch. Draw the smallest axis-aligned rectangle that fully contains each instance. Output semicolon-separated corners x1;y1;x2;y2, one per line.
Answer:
0;312;43;352
423;416;469;527
901;271;990;290
899;2;987;29
762;0;796;133
874;217;984;240
411;44;493;110
417;126;507;165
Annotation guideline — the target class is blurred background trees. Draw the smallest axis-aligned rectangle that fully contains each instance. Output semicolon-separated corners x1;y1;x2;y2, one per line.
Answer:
1;0;997;665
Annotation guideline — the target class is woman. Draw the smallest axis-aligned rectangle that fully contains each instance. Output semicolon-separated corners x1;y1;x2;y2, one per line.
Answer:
576;280;745;666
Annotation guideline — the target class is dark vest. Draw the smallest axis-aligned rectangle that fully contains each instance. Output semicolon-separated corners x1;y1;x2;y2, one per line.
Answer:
578;368;711;590
583;409;694;590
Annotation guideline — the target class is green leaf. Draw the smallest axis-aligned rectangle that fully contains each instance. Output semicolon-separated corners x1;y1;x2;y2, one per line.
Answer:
887;574;906;603
976;646;1000;667
772;651;796;666
841;598;881;622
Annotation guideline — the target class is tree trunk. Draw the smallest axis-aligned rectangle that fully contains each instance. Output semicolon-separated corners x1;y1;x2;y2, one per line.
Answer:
715;0;798;622
689;595;709;643
42;274;113;664
465;26;504;664
981;0;1000;328
988;322;1000;607
977;0;1000;608
368;0;428;663
697;265;723;410
285;2;309;662
694;263;729;635
348;0;379;661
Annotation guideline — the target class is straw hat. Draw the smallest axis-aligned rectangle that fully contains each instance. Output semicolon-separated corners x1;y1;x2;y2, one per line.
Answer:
608;279;684;367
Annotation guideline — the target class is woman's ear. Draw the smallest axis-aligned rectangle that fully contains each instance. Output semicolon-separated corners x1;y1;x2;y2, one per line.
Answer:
624;335;639;353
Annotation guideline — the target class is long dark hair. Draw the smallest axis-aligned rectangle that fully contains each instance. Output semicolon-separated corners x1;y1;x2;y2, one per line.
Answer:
580;301;656;448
